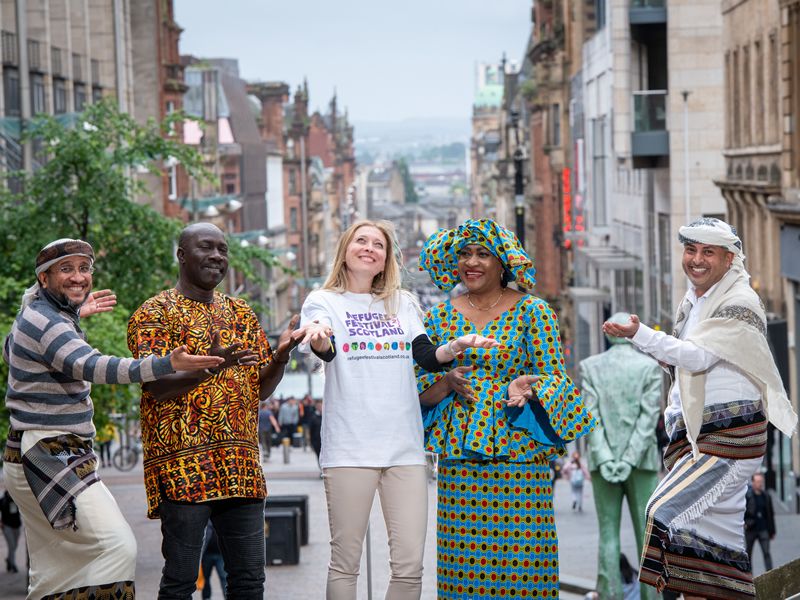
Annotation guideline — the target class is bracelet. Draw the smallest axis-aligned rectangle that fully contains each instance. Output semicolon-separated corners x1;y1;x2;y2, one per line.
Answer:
445;339;461;358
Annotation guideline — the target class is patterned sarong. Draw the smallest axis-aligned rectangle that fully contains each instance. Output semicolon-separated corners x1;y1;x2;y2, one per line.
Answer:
19;430;100;530
640;400;766;599
437;458;558;599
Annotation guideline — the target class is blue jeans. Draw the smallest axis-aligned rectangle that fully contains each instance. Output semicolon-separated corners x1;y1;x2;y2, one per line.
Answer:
158;497;265;600
201;552;227;599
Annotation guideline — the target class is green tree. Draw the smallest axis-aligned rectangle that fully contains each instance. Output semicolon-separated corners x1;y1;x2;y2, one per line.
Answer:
0;100;277;447
395;157;418;204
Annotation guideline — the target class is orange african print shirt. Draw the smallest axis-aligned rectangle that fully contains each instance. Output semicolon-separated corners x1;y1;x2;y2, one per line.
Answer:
127;289;272;518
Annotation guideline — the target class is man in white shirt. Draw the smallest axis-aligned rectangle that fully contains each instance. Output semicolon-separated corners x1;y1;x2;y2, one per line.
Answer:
603;217;797;600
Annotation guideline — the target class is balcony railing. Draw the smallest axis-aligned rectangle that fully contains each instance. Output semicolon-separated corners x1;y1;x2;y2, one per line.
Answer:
633;90;667;132
632;90;668;158
630;0;667;24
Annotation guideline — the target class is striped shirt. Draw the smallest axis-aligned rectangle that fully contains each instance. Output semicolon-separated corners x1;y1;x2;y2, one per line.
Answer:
3;291;173;437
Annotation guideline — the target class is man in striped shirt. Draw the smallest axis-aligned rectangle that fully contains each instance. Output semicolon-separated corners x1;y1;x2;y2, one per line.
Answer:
2;238;222;600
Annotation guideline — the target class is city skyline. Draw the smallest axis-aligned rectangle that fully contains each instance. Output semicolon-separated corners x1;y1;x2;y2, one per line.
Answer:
174;0;531;123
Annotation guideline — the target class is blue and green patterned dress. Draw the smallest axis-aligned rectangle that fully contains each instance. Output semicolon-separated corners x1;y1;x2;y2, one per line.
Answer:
418;295;595;599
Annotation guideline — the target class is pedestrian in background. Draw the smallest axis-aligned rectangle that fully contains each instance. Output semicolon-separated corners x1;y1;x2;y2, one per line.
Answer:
278;396;300;441
562;450;590;512
308;398;323;470
128;223;309;599
417;219;595;599
744;472;775;571
0;490;21;573
258;400;280;460
296;219;498;600
201;522;227;600
95;421;115;468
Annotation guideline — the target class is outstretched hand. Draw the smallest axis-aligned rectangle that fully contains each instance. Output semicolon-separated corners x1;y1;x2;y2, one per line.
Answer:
452;334;501;354
210;331;259;370
79;289;117;318
169;346;224;372
274;315;302;362
291;320;333;352
505;374;539;407
444;365;476;405
602;314;640;339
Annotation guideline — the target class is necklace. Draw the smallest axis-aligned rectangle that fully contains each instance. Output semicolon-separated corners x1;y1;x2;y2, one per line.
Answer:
467;288;505;312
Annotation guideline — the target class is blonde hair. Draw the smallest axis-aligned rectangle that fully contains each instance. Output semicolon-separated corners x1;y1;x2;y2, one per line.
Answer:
322;219;405;316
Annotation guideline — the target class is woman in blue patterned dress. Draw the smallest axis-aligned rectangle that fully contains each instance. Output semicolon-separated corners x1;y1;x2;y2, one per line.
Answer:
417;219;596;599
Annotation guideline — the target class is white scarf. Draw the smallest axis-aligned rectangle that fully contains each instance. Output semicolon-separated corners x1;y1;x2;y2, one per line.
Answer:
676;268;798;458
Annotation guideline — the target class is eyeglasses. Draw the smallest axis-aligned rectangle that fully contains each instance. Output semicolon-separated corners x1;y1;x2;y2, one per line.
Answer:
54;265;95;275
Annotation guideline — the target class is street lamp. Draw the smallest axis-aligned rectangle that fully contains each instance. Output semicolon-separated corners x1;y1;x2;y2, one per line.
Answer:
510;110;525;247
681;90;691;225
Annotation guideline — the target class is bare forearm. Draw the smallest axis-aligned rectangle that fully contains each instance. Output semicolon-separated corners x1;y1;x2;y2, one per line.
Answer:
143;370;213;402
419;376;451;407
258;360;288;400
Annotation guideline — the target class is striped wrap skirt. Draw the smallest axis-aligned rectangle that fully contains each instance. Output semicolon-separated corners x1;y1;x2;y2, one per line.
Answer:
640;399;767;599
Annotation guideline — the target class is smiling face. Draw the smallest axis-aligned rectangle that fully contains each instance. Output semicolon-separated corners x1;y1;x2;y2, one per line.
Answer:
681;242;733;297
38;256;93;307
178;225;229;291
344;225;387;284
457;244;504;294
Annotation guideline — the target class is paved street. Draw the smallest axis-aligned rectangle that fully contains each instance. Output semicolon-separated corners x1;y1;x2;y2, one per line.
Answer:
0;445;798;598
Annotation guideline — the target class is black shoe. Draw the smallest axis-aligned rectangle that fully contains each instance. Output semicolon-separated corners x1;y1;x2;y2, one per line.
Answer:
572;501;576;510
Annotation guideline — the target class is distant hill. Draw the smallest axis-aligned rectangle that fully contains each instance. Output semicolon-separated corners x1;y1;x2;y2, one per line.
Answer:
354;117;470;164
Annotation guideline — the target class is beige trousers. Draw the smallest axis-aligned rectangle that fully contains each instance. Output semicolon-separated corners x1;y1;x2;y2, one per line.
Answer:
324;465;427;600
3;429;136;598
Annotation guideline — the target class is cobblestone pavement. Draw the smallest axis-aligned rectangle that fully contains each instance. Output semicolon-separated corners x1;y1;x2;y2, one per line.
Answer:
1;445;798;598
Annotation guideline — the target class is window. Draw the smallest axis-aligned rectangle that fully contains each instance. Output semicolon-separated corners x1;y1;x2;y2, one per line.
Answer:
732;49;740;147
74;84;86;112
290;206;298;231
657;213;672;323
595;0;606;30
288;168;297;195
3;68;20;117
31;74;46;115
768;31;779;144
754;40;763;145
551;103;561;146
725;52;732;148
742;44;751;147
168;165;177;200
591;117;607;226
54;79;67;114
226;183;236;194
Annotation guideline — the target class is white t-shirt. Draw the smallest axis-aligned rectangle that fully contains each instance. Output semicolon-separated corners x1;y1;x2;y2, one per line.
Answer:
299;289;428;468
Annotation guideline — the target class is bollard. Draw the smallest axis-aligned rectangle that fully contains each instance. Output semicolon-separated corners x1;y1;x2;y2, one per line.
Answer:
282;437;291;464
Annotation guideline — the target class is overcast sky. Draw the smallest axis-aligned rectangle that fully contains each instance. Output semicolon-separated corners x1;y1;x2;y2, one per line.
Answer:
174;1;531;123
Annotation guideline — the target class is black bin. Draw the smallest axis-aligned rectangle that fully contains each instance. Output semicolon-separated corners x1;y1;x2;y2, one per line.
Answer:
266;494;309;546
291;432;304;448
264;506;301;566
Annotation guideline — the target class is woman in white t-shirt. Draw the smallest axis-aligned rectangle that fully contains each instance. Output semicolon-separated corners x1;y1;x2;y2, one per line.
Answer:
295;219;497;600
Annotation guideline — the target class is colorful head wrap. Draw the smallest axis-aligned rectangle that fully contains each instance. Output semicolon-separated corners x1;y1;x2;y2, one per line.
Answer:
419;219;536;291
678;217;746;273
